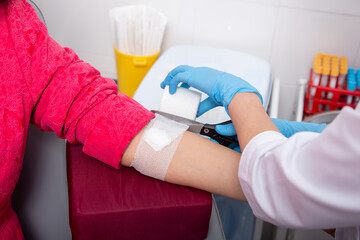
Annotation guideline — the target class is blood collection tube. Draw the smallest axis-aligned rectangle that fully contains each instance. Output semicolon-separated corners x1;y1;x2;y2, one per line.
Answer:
308;54;323;111
310;54;322;97
320;54;330;98
327;55;339;100
346;68;356;104
338;56;348;89
354;70;360;105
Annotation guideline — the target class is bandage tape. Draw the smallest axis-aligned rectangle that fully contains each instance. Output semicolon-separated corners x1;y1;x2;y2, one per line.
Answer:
131;114;189;180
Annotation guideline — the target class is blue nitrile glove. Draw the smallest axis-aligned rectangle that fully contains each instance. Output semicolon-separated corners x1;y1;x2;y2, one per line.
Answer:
160;65;263;117
270;119;326;138
209;135;241;153
215;119;327;152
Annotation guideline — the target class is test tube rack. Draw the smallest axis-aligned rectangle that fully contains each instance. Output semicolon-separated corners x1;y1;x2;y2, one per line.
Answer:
304;69;360;116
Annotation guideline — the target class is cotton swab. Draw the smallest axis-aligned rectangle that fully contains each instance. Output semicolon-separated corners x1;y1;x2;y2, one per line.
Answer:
109;5;167;56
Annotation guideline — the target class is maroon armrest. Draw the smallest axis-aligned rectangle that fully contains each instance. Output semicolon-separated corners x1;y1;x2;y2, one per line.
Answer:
66;143;212;240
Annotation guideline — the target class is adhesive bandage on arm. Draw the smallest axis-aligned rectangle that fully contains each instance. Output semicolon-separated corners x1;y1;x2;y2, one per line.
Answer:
130;114;189;180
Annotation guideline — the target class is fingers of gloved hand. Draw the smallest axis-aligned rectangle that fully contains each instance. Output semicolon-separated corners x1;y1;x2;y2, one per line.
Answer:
161;65;192;89
271;118;326;138
209;137;241;153
196;97;219;117
167;71;193;94
180;83;190;89
215;123;237;136
271;118;291;138
233;145;241;153
227;142;241;153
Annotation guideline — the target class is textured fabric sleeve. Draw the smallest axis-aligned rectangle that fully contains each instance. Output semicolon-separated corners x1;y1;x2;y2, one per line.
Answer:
7;0;154;168
239;105;360;230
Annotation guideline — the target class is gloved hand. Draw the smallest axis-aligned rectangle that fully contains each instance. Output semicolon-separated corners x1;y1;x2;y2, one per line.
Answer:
160;65;263;116
270;118;326;138
215;119;327;152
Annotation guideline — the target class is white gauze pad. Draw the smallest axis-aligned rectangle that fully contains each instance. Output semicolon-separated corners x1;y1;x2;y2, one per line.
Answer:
131;114;189;180
159;86;201;120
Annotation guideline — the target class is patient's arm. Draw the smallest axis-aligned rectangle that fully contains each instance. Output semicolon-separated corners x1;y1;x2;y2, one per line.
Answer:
121;93;276;201
122;129;246;201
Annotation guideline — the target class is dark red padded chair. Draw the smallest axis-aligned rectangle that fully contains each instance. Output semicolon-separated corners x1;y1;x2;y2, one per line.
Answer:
66;142;212;240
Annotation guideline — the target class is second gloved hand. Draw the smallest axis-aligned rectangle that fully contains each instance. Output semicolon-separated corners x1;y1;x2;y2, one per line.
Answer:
216;119;327;152
270;119;326;138
160;65;263;116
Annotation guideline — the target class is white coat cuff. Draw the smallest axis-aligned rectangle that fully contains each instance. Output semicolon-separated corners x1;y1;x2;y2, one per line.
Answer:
238;131;287;219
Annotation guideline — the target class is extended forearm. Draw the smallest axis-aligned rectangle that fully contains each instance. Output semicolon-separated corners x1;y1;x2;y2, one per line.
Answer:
166;131;245;200
123;128;245;201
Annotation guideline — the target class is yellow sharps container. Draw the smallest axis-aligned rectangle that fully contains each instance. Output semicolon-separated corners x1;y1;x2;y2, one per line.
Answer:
114;47;159;98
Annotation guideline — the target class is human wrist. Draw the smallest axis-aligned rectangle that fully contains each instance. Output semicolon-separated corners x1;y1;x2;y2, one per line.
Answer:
228;92;262;115
228;92;277;150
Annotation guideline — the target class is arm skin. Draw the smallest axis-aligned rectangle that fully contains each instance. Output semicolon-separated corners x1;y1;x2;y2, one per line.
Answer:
121;93;275;201
122;129;246;201
228;92;280;150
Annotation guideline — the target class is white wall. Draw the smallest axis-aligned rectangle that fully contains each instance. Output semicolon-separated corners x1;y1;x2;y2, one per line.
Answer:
34;0;360;120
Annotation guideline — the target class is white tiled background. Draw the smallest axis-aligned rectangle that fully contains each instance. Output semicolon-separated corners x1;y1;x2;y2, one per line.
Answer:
34;0;360;120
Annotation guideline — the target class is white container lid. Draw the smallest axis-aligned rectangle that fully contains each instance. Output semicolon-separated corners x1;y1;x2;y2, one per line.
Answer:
134;45;272;123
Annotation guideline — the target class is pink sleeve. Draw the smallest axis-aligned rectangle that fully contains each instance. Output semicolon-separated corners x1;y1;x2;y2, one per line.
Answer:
7;0;154;168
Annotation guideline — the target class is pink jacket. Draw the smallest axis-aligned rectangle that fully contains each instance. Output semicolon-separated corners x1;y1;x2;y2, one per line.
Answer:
0;0;154;238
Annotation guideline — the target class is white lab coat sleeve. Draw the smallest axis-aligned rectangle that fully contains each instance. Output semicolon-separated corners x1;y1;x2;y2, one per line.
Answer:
238;105;360;230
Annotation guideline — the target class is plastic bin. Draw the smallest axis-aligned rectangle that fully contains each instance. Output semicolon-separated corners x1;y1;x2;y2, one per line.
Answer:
114;47;159;97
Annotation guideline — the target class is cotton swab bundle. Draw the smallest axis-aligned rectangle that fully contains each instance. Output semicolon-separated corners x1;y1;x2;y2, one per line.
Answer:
109;5;167;56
